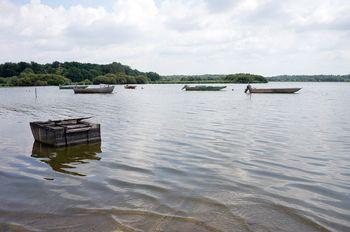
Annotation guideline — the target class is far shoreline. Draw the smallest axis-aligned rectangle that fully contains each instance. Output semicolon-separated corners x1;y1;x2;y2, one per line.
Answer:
1;81;350;88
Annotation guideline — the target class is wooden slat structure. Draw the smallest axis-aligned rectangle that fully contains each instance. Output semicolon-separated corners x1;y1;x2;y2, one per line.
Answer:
30;118;101;147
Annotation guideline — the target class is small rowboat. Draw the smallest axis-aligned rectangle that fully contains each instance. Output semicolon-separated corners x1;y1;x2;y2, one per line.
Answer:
59;85;88;90
244;85;301;94
30;117;101;147
124;85;137;89
74;85;114;94
182;85;226;91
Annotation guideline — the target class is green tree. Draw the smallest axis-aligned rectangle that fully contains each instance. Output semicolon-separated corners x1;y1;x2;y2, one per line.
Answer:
136;75;149;84
147;72;161;81
21;68;35;75
93;74;116;84
115;73;127;84
0;61;160;86
0;77;7;86
126;75;137;84
1;63;19;77
63;67;84;82
79;79;92;85
224;73;267;83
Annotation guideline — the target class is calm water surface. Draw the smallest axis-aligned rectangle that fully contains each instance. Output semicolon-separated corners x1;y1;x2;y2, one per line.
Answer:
0;83;349;231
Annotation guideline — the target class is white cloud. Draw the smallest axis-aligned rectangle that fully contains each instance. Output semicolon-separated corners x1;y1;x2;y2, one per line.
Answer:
0;0;349;75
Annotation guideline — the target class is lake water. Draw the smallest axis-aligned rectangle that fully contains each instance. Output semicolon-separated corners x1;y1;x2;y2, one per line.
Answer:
0;83;349;231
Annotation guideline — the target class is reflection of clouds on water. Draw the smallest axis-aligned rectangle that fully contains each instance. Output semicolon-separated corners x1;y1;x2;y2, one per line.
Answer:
0;84;349;231
31;142;102;176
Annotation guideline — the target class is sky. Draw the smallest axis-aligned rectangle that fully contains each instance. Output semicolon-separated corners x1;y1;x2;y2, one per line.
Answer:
0;0;349;76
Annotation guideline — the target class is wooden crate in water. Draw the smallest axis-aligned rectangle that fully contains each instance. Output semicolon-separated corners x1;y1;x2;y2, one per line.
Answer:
30;118;101;147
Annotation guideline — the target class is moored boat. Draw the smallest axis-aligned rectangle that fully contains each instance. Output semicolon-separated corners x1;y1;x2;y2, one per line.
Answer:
244;85;301;94
74;85;114;94
182;85;226;91
59;85;88;90
30;117;101;147
124;85;137;89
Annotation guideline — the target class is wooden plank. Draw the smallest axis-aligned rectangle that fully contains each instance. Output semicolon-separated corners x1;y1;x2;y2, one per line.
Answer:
66;127;92;133
66;124;90;129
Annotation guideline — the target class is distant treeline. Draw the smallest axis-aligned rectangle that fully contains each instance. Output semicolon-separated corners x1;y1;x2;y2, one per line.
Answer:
159;73;268;84
0;61;161;86
4;61;347;87
267;75;350;82
0;62;268;86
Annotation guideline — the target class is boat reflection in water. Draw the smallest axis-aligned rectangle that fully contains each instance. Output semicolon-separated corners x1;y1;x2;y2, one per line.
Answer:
31;142;102;176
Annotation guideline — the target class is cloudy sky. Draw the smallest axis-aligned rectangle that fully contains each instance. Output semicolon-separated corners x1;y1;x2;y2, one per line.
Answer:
0;0;349;75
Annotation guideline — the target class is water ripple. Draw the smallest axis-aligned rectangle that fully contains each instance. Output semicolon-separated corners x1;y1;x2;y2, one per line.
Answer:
0;84;349;231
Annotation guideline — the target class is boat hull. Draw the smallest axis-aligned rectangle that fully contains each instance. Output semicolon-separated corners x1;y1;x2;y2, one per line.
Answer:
74;86;114;94
249;88;301;93
183;86;226;91
124;85;137;89
30;118;101;147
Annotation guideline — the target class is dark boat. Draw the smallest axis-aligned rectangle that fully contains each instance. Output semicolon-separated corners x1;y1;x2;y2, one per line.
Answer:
74;85;114;94
182;85;226;91
59;85;88;90
124;85;137;89
244;85;301;94
30;117;101;147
